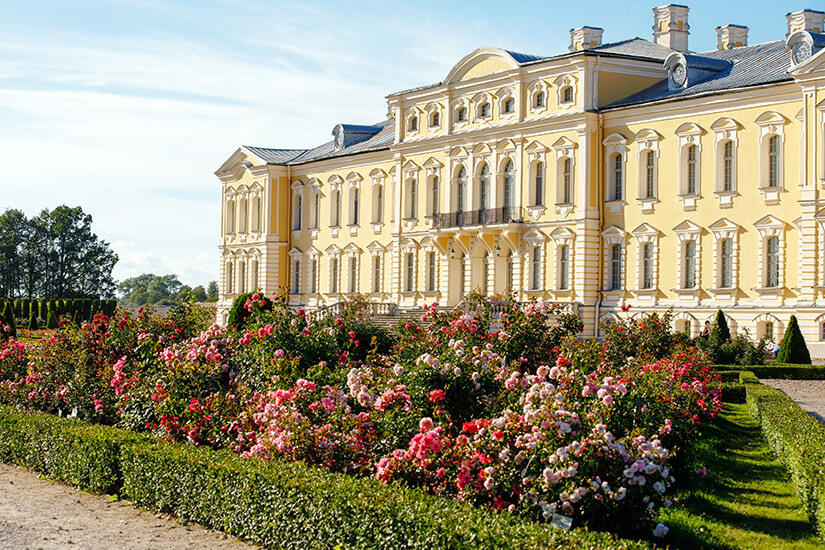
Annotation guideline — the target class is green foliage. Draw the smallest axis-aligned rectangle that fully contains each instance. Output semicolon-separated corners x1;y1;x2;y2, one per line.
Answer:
46;309;58;329
711;364;825;380
777;315;811;365
227;291;272;331
206;281;219;302
709;309;730;346
600;309;681;366
1;301;15;338
698;333;766;366
744;379;825;536
27;307;39;330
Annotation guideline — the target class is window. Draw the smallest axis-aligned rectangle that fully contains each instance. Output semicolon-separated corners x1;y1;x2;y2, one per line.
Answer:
720;238;732;288
430;112;440;128
686;145;697;195
642;243;653;289
431;176;439;217
373;185;383;223
239;261;246;294
644;150;656;199
562;86;573;103
503;98;515;113
532;246;542;290
311;193;320;228
684;240;696;289
611;154;623;201
502;160;514;211
479;163;490;222
768;135;779;188
765;321;774;341
251;196;261;232
479;102;491;118
506;251;514;290
610;244;622;290
292;260;300;293
405;252;415;292
226;261;234;294
482;252;490;295
252;260;258;290
332;190;341;227
457;167;467;217
766;236;779;287
408;116;418;132
427;251;437;292
559;245;570;290
561;157;572;204
459;254;466;298
406;179;417;219
330;257;339;294
722;141;734;192
372;256;381;293
293;195;302;230
457;107;467;122
534;161;544;206
351;188;359;225
349;257;357;293
535;91;545;108
226;199;235;234
310;259;317;294
239;198;248;233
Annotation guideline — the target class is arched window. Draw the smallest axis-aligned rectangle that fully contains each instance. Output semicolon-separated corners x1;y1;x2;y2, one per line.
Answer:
239;198;248;233
479;163;490;223
479;102;491;118
561;86;573;103
535;91;545;108
503;98;515;113
408;116;418;132
502;160;514;211
226;261;234;294
226;199;235;234
457;107;467;122
430;111;440;128
457;166;467;221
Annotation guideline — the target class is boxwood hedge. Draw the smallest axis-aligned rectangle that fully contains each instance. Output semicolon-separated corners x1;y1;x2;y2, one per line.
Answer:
712;364;825;380
0;405;653;550
743;373;825;536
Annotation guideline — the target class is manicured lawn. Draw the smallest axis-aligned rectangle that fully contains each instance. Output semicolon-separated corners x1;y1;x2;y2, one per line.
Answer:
661;403;822;549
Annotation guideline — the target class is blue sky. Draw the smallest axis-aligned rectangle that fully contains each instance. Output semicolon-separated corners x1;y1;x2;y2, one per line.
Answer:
0;0;807;288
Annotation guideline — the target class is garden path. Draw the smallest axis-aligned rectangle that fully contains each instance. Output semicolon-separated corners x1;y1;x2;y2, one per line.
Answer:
761;378;825;424
0;462;259;550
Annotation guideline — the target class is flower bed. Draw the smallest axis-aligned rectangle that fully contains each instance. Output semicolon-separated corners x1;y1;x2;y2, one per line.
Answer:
0;296;724;542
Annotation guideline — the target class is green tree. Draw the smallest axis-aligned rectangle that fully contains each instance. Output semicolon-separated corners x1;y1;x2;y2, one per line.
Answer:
46;309;58;329
709;309;730;345
27;307;38;330
118;273;183;306
205;281;219;302
776;315;811;365
1;301;15;338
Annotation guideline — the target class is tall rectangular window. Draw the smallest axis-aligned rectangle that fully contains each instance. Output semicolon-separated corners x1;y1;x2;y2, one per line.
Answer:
723;141;733;192
686;145;697;195
226;262;234;294
613;154;623;200
293;260;300;293
432;177;439;217
645;150;655;198
330;257;338;293
348;257;357;293
684;240;696;289
768;135;779;188
332;191;340;226
535;162;544;206
562;158;572;204
532;246;541;290
610;244;622;290
507;251;513;290
310;259;317;294
372;256;381;293
352;189;359;225
405;252;415;292
767;236;779;287
559;245;569;290
642;243;653;289
720;239;732;288
427;251;436;292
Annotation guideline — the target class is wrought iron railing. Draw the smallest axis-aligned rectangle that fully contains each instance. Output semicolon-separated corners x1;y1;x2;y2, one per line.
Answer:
432;206;525;229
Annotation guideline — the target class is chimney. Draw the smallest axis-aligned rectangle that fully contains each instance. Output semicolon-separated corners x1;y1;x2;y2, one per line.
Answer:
569;26;604;52
786;9;825;38
653;4;690;52
716;24;749;50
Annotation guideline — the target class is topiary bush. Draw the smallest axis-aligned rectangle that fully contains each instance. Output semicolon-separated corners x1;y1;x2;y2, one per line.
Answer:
226;291;272;331
777;315;811;365
708;309;730;346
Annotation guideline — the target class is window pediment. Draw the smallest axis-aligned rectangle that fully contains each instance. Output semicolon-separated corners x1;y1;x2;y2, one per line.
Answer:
675;122;705;137
601;225;626;244
634;129;663;144
550;226;575;244
709;218;741;238
631;223;661;241
754;215;787;235
524;229;547;246
755;111;789;127
711;117;742;132
495;138;517;151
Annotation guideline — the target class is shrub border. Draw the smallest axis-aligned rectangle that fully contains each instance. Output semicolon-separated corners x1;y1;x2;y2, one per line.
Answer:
741;372;825;537
712;365;825;380
0;405;652;550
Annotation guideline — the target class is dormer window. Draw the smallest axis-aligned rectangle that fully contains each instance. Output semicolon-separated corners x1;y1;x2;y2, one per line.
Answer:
503;98;515;113
535;91;545;108
561;86;573;103
408;116;418;132
479;102;490;118
430;111;440;128
457;107;468;122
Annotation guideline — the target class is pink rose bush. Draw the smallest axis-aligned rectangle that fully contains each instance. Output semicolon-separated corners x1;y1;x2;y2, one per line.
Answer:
0;294;722;541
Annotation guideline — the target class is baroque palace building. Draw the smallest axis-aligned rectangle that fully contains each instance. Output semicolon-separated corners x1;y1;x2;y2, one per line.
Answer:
216;5;825;354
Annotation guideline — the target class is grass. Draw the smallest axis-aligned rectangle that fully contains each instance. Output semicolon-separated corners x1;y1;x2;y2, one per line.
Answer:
660;403;823;549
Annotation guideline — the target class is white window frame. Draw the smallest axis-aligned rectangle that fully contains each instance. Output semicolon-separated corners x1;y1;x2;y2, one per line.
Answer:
711;117;741;207
554;74;577;109
635;129;661;213
709;218;740;295
601;226;626;292
754;215;787;293
674;221;701;295
527;80;548;113
550;227;575;293
756;111;788;204
603;133;627;211
631;224;660;293
675;123;704;210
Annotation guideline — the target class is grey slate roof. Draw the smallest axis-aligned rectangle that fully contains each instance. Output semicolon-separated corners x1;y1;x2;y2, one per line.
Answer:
587;37;675;61
604;40;793;109
245;120;395;167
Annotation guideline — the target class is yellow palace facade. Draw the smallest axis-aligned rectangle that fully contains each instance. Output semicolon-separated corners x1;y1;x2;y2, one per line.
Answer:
216;5;825;355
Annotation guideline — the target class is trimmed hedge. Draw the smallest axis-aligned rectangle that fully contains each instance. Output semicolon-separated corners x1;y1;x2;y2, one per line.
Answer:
0;405;652;550
711;364;825;380
743;373;825;537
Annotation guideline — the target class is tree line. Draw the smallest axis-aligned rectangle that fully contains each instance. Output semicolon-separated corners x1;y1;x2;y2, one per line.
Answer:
0;297;118;336
118;273;218;306
0;206;117;300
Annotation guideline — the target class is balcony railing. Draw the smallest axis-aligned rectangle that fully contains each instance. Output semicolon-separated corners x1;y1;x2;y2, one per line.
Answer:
432;206;525;229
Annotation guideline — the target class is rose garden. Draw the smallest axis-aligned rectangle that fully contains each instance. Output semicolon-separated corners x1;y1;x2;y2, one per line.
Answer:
0;293;824;549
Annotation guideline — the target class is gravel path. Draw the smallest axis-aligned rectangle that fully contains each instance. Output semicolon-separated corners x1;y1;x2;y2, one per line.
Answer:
0;462;259;550
761;378;825;424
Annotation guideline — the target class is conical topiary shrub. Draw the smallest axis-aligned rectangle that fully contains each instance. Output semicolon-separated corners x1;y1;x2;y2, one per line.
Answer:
709;309;730;345
777;315;811;365
46;309;58;329
28;308;39;330
1;301;15;339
